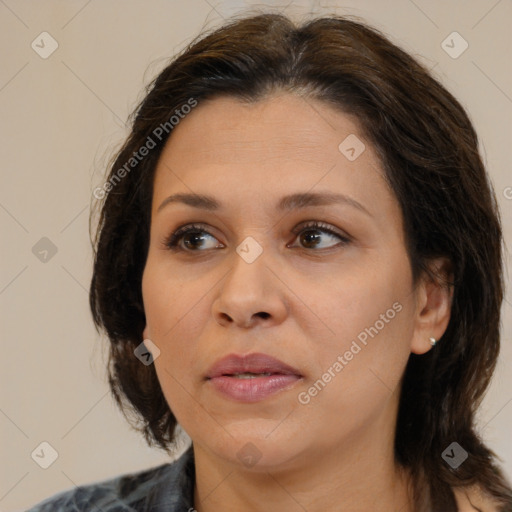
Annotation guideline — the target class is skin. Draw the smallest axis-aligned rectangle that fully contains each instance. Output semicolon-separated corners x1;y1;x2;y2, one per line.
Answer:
141;93;453;512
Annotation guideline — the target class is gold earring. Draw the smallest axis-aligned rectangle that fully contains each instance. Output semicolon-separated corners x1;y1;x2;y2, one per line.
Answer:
429;337;437;346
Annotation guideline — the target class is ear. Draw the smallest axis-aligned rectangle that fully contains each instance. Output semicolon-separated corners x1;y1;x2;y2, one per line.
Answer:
142;325;150;341
410;257;454;355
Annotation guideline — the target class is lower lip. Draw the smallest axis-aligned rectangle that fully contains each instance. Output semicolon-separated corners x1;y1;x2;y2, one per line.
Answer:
207;374;302;402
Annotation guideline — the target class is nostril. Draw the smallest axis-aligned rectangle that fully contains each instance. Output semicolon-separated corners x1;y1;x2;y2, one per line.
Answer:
257;312;270;319
220;313;233;322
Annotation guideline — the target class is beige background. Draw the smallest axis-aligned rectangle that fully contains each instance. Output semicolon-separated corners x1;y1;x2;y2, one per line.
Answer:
0;1;511;510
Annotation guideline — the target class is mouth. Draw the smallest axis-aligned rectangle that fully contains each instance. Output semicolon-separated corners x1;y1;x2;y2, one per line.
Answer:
220;372;276;378
206;352;302;380
205;352;303;403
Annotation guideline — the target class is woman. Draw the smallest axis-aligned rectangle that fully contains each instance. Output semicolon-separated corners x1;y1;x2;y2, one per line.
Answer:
28;12;512;512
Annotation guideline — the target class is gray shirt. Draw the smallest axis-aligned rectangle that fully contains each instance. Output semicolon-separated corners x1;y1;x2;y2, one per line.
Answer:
25;445;195;511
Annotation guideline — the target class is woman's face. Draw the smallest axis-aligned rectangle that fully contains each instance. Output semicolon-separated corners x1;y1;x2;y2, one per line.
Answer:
142;93;433;470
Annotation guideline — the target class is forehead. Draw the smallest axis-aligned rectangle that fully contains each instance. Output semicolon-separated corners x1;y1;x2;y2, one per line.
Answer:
151;93;396;220
158;93;366;164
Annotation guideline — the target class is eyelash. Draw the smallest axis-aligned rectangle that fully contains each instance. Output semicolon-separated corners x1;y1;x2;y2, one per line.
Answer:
162;221;352;253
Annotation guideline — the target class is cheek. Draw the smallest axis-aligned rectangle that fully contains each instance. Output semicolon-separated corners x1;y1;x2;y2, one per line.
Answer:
296;306;414;446
143;253;198;327
141;263;207;369
306;253;413;351
142;265;210;424
298;252;415;402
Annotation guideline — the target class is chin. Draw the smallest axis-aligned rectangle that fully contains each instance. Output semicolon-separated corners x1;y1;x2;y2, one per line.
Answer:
213;435;305;472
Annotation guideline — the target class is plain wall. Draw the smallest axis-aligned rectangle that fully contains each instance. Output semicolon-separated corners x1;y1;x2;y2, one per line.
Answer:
1;1;511;510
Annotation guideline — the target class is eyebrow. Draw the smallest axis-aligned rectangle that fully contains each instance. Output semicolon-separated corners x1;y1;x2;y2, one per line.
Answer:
157;191;372;217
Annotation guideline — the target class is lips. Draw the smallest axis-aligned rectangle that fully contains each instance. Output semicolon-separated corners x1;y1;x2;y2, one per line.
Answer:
206;352;302;379
206;352;303;403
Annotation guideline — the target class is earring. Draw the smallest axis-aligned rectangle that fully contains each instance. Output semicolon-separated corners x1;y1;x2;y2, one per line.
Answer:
429;337;437;347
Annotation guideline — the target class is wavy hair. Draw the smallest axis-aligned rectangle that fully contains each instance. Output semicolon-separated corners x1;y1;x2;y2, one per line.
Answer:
89;12;512;510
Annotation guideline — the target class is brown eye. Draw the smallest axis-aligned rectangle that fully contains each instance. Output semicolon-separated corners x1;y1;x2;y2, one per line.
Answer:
299;229;325;249
163;224;224;251
289;221;351;250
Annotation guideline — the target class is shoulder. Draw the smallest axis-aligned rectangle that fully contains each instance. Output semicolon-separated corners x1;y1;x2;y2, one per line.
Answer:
452;485;506;512
25;445;195;512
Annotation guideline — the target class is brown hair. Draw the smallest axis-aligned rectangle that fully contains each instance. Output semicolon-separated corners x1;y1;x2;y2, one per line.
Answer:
89;12;512;510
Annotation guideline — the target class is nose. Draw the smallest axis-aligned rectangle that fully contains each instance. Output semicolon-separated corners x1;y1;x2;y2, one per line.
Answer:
212;241;288;329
